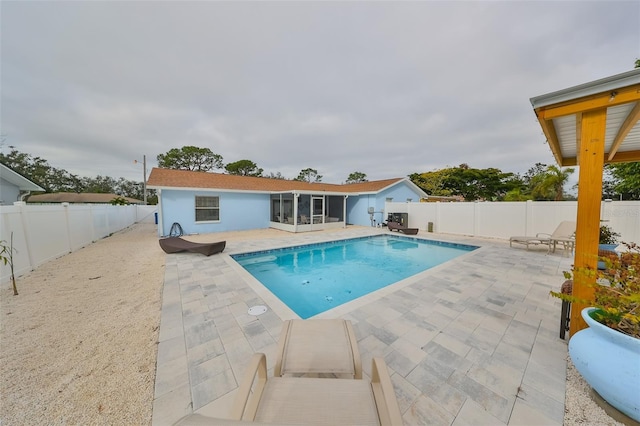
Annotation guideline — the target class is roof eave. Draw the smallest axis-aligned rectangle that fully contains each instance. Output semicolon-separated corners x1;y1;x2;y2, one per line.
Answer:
530;69;640;109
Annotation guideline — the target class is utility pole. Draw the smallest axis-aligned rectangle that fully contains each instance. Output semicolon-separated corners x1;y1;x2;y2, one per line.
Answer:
135;155;148;205
143;154;147;205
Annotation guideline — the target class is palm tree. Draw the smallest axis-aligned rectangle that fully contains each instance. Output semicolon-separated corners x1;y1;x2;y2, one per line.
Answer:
533;165;575;200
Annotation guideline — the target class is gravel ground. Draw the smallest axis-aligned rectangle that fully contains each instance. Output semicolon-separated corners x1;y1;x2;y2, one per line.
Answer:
0;223;628;425
0;223;164;425
564;358;625;426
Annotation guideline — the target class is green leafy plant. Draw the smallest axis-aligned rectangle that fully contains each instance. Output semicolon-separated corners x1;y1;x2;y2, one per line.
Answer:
109;196;129;205
551;242;640;338
0;232;18;295
599;225;621;245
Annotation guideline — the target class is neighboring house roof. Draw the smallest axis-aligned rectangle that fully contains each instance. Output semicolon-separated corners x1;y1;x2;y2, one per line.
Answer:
147;168;427;197
0;162;45;191
27;192;143;204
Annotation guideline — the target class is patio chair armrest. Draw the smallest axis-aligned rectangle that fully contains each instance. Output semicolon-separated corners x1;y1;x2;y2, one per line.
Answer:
273;320;292;376
344;320;362;379
370;357;403;426
230;353;268;421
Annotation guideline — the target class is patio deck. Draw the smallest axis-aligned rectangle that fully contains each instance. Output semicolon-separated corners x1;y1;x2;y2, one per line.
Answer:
151;226;572;425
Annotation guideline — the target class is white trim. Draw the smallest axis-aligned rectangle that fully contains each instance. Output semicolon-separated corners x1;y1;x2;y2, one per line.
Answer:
530;68;640;108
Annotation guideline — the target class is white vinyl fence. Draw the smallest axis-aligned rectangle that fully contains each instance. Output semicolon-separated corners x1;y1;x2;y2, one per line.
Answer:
1;203;157;283
386;200;640;244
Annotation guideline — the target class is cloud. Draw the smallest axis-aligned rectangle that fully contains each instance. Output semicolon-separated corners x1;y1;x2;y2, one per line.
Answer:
2;1;638;184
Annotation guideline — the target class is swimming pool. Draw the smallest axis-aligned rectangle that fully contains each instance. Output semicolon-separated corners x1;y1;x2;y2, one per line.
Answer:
233;235;478;319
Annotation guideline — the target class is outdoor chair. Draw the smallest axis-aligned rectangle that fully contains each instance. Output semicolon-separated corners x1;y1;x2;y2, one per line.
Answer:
274;319;362;379
158;237;226;256
229;353;402;425
175;320;403;426
509;221;575;254
386;221;419;235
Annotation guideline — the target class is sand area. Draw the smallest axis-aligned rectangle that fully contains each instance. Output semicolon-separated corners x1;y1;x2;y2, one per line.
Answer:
1;223;164;425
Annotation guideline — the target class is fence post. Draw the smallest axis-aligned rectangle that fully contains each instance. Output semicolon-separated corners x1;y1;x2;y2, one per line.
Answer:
473;201;481;237
525;200;534;236
15;201;35;272
63;202;72;253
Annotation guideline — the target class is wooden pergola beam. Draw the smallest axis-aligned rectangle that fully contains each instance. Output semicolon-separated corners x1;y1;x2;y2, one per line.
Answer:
536;112;564;166
608;101;640;161
538;83;640;120
558;149;640;166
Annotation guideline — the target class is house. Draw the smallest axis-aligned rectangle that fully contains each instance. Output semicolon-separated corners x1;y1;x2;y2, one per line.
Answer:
0;163;45;206
146;168;427;235
26;192;143;204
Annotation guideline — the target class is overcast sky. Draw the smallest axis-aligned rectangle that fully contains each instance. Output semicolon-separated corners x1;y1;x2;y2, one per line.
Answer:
2;1;639;186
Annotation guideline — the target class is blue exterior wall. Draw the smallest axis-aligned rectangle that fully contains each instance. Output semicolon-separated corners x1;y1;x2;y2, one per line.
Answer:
157;181;424;234
158;189;270;235
0;179;20;206
346;182;424;227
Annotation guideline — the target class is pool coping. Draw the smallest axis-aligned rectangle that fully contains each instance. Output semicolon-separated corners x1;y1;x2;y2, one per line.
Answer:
228;233;484;321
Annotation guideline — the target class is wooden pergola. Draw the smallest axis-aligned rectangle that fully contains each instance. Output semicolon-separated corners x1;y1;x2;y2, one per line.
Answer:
530;68;640;336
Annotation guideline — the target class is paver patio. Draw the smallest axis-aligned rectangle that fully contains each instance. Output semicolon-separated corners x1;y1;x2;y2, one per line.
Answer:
151;226;572;425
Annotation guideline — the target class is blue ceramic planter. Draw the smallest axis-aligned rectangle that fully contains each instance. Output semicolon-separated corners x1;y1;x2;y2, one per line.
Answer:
569;308;640;421
597;244;618;270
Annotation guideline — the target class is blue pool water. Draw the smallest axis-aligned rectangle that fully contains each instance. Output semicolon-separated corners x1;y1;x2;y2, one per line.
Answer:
232;235;478;319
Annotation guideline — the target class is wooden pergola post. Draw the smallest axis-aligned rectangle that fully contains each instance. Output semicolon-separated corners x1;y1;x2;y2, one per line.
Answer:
530;69;640;337
570;109;607;335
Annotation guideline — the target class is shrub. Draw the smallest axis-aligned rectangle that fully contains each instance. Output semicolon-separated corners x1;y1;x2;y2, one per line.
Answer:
551;242;640;338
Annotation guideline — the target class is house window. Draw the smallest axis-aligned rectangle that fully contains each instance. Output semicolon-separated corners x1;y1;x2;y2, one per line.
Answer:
195;196;219;222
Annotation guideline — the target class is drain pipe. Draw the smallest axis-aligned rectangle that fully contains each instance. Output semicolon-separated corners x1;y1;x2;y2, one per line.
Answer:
19;191;31;202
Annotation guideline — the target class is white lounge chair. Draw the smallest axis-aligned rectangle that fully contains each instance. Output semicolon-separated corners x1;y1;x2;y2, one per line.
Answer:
175;320;403;426
274;319;362;379
230;353;402;425
510;221;576;254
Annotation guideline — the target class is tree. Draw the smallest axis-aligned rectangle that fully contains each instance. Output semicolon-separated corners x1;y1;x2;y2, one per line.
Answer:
156;146;223;172
264;172;287;180
345;172;367;183
409;170;453;196
225;160;263;177
295;168;322;183
411;165;522;201
503;188;531;201
604;162;640;200
82;175;118;193
109;196;129;205
0;147;83;192
531;165;574;201
1;147;154;202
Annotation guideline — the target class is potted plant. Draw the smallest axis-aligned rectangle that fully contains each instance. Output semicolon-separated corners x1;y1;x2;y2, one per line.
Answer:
598;225;621;269
599;224;621;245
551;242;640;421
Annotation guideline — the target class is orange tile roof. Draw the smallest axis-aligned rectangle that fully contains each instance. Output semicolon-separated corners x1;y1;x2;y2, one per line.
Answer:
147;168;406;194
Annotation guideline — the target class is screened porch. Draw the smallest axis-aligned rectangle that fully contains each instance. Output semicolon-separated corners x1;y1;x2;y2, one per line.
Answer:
270;192;347;232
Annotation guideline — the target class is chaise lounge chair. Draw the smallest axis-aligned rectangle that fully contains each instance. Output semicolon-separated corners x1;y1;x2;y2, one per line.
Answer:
274;319;362;379
158;237;226;256
176;355;401;426
387;220;419;235
175;319;403;426
509;221;575;254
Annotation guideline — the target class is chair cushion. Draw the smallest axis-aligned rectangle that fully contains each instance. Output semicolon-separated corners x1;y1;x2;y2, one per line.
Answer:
280;320;355;376
255;377;379;425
